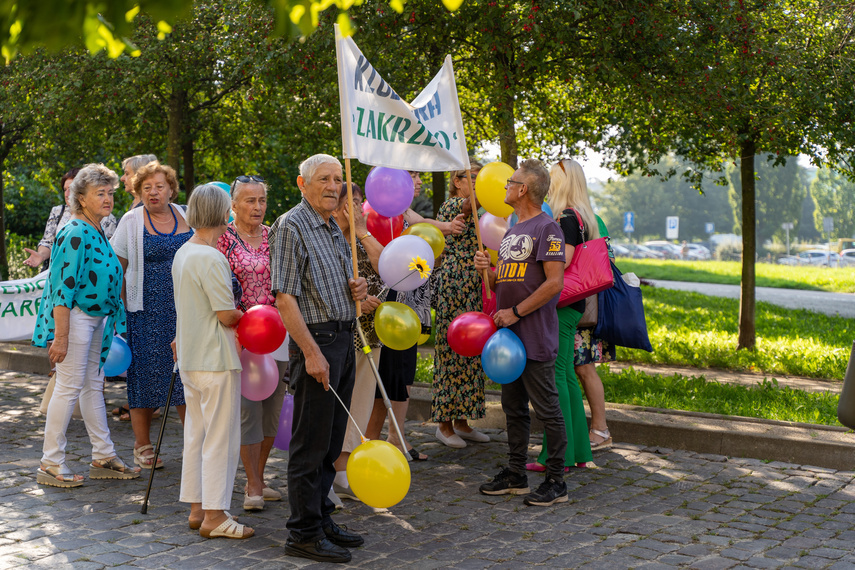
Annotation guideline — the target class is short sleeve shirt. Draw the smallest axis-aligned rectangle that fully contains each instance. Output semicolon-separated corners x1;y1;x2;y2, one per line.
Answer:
216;223;275;310
32;220;127;368
268;198;355;324
495;212;565;361
172;242;241;372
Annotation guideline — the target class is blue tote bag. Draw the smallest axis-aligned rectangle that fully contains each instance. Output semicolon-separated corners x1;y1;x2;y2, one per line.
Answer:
594;260;653;352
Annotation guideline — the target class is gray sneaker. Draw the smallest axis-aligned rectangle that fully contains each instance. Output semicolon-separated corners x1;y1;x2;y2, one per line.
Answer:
523;476;568;506
333;481;360;502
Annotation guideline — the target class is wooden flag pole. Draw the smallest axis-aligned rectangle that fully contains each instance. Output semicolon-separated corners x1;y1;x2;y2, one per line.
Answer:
464;169;491;299
345;158;362;317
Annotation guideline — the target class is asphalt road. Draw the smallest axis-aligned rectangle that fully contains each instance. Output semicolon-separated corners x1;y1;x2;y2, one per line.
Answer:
648;280;855;319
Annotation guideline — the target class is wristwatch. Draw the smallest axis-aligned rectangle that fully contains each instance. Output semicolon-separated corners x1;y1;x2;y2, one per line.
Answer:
357;231;372;241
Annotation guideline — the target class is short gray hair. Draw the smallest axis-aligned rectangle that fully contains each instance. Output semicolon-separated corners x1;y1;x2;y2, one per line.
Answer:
519;159;551;205
187;184;231;229
121;154;158;173
232;179;269;202
300;154;341;184
68;164;119;215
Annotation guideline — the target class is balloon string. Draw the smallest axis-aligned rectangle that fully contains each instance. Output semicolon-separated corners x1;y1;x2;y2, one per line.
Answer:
329;385;368;443
387;268;419;291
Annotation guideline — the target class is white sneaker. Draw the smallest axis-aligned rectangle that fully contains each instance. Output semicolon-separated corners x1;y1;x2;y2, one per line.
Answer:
435;427;467;449
243;492;265;511
455;428;490;443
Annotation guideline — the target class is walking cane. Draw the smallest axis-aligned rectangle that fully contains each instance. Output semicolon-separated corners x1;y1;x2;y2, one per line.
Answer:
141;361;178;514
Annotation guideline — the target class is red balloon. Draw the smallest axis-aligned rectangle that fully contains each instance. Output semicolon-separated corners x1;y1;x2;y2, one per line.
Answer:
237;305;286;355
447;311;498;357
364;201;404;246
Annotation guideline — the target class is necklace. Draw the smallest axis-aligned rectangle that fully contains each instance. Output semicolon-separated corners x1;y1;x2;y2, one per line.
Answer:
81;210;106;239
145;205;178;236
193;235;216;248
234;223;262;238
228;225;264;254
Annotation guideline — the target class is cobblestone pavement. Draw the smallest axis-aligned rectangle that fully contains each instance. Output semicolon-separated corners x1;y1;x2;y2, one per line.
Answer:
3;370;855;569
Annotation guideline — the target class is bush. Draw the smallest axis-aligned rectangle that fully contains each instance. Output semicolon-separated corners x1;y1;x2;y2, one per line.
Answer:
715;239;743;261
4;232;41;280
3;171;60;237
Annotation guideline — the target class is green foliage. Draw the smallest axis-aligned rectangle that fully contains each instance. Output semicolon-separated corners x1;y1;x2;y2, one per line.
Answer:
3;233;40;280
598;366;840;426
625;286;851;379
811;166;855;240
615;259;855;294
2;170;58;237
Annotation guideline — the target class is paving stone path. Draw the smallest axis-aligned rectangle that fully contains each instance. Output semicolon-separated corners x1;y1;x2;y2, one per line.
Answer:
2;371;855;569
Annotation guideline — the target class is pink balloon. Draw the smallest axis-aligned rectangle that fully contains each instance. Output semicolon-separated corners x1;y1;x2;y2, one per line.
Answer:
478;212;508;251
240;350;279;401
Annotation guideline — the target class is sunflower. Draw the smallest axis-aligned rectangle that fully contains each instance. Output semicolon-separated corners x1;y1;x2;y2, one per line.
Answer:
408;256;431;279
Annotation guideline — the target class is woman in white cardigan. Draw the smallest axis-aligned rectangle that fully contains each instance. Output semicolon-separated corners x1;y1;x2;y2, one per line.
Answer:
111;162;192;470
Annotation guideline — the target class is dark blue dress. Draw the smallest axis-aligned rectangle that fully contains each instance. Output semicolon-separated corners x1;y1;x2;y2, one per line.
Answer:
126;228;192;408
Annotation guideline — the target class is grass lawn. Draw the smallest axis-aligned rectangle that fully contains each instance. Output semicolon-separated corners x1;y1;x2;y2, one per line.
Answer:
615;259;855;294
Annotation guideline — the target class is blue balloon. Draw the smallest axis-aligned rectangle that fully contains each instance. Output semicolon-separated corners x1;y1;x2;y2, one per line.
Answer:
211;181;231;194
481;328;526;384
229;210;235;223
508;213;518;228
103;335;132;376
542;202;553;218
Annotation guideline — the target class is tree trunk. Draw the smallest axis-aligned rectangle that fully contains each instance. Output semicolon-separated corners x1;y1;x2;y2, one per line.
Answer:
0;160;7;281
167;89;187;180
497;90;517;168
182;136;195;197
432;171;445;217
737;137;757;350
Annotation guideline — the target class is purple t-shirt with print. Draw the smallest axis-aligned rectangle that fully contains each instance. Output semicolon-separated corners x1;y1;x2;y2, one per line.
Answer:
495;212;565;361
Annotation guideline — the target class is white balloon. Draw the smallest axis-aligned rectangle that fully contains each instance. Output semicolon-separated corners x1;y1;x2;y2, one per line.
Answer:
378;235;435;292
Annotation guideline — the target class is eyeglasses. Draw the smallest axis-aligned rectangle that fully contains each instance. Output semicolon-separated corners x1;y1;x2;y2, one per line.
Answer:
557;161;567;174
506;179;526;187
457;173;477;180
231;175;266;193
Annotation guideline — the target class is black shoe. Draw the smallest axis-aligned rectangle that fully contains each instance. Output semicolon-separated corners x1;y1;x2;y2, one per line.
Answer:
479;467;530;496
323;521;364;548
523;475;568;506
284;537;351;563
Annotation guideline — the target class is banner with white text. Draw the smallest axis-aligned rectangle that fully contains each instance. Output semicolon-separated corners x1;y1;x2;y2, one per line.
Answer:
335;25;469;172
0;271;47;342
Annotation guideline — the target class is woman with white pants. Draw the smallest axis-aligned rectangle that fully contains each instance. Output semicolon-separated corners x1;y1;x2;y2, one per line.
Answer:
32;163;140;487
172;184;252;540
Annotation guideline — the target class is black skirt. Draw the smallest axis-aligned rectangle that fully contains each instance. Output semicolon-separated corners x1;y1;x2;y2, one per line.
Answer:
375;289;417;402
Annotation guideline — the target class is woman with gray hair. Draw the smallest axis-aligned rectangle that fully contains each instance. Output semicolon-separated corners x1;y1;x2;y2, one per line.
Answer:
120;154;158;212
216;175;287;511
23;167;118;270
173;183;252;539
32;164;140;486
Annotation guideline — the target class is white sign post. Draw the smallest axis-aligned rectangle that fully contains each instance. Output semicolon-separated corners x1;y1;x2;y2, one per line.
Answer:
781;222;794;256
666;216;679;240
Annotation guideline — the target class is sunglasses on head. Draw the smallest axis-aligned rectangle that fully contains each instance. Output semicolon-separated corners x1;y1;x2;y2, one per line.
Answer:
231;175;266;192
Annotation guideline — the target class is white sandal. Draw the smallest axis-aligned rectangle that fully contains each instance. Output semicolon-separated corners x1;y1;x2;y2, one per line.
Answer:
133;444;164;469
199;516;254;539
590;428;613;452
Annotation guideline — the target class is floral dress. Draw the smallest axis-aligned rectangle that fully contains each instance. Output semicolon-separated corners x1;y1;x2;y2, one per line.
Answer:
431;197;487;422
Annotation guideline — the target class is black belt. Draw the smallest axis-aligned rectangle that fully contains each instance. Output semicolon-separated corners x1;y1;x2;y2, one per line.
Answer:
306;320;354;332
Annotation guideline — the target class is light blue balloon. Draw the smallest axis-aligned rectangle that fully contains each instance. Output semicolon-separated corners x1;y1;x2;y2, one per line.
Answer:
542;202;553;218
508;213;518;228
103;335;132;376
211;181;231;194
481;328;526;384
229;210;235;223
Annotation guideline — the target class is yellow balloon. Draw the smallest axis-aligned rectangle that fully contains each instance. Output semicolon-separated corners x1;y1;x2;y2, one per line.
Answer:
475;162;515;218
418;332;430;345
487;248;499;266
347;440;411;508
402;222;446;258
374;301;421;350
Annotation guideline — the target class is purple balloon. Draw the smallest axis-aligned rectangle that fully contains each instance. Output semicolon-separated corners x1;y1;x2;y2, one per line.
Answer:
365;167;414;218
240;350;279;401
273;393;294;451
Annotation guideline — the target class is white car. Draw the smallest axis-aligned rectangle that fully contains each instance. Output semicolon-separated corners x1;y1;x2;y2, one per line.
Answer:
798;250;840;268
687;244;712;260
840;249;855;267
777;255;800;266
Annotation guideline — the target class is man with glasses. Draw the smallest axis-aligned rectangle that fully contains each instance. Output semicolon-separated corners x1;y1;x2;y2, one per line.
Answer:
473;159;569;507
269;154;368;563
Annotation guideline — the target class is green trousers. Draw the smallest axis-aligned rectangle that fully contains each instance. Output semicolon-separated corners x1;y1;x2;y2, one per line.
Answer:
537;306;593;466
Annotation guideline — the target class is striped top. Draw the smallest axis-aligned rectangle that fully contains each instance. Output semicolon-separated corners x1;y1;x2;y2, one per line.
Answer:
269;198;355;324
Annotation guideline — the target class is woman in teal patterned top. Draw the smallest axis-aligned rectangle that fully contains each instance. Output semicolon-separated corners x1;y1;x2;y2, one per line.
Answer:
32;164;137;487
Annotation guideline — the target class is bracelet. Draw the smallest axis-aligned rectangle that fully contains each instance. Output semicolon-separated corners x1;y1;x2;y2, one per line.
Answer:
357;231;372;241
512;305;521;318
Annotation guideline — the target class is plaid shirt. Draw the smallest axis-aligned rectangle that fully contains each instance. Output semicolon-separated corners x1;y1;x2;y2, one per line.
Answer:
269;198;355;324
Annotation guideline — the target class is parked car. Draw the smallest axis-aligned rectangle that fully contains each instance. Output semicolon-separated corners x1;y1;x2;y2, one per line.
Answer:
798;250;840;268
687;243;712;260
644;241;683;260
612;244;632;258
620;243;664;259
838;249;855;267
777;255;800;266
